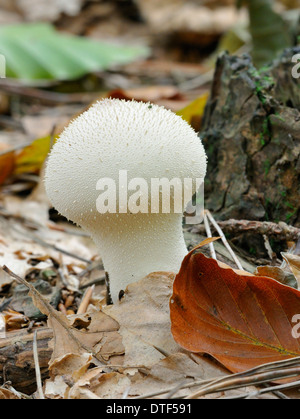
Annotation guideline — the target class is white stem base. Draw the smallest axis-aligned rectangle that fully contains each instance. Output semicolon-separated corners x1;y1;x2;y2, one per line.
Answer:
88;213;188;303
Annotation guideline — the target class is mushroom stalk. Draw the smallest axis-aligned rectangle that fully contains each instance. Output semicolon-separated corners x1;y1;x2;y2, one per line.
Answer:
89;213;188;302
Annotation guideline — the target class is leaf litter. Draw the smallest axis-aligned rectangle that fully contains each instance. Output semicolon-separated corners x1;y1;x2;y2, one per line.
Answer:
0;68;299;399
0;174;299;399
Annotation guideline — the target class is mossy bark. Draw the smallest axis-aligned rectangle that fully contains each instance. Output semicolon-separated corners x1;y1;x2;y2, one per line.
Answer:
201;48;300;227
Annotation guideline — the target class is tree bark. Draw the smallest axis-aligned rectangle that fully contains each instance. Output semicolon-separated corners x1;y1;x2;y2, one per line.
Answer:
0;328;52;394
201;48;300;228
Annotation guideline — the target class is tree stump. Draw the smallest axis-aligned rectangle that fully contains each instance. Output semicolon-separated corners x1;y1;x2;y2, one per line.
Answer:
201;48;300;228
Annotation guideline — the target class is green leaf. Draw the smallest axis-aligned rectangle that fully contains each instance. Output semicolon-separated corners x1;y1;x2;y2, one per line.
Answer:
0;23;149;81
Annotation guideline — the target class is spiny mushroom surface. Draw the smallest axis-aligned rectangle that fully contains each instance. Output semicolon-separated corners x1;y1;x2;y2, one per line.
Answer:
45;99;207;303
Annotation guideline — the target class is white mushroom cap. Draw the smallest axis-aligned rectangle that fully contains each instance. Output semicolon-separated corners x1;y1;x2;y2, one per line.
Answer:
45;99;207;302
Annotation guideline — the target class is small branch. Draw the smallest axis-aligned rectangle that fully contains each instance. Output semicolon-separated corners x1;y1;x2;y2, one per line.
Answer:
0;79;96;105
33;330;45;400
77;285;95;315
10;224;92;265
186;366;300;399
205;211;244;271
192;219;300;242
203;211;217;260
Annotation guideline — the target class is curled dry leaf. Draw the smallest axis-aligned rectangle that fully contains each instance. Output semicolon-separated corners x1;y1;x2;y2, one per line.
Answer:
0;388;22;400
255;265;298;289
1;309;29;331
170;245;300;374
282;253;300;288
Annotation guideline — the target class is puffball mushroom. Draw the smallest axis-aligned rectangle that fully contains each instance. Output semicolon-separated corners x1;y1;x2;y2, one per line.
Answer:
45;99;207;303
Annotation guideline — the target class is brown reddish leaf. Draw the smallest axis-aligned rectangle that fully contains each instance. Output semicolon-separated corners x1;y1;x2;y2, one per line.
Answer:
0;143;15;185
170;250;300;373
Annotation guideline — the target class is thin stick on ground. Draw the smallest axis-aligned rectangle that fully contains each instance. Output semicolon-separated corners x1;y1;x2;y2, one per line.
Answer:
191;219;300;242
11;223;92;265
77;285;95;315
33;330;45;400
203;211;217;260
242;380;300;399
205;210;244;271
187;358;300;399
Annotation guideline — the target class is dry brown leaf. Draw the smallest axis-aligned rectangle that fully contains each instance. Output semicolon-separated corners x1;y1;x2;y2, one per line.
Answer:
69;371;131;399
0;268;13;291
255;265;298;289
0;388;22;399
107;86;186;111
136;0;247;35
0;143;15;185
282;253;300;287
127;352;227;399
15;0;83;21
104;272;180;368
1;309;29;331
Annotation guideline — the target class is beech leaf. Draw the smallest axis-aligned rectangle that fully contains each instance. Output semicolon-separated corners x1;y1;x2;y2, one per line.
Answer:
170;249;300;373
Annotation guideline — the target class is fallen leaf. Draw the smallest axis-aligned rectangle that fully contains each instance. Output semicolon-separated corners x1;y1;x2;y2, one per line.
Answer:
69;371;131;399
177;93;209;131
1;309;29;331
255;265;298;289
127;352;227;399
104;272;180;368
14;136;52;175
170;249;300;374
0;268;13;292
0;143;15;185
16;0;83;22
107;86;186;111
0;388;21;400
282;253;300;288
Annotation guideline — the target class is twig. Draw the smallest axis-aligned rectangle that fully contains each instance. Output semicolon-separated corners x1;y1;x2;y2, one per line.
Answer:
186;366;300;399
0;79;96;105
79;276;106;290
191;219;300;242
205;210;244;271
11;224;92;264
33;330;45;400
77;261;104;279
204;210;244;270
77;285;95;315
178;70;214;91
203;211;217;260
239;380;300;400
